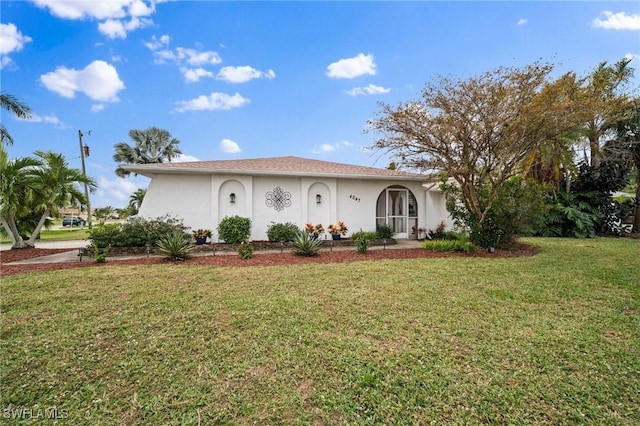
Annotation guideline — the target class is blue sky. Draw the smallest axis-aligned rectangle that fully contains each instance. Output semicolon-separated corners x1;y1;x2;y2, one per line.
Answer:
1;1;639;208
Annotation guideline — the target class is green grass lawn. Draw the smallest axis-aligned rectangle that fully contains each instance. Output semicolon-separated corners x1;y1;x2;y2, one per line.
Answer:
1;238;639;424
1;228;90;244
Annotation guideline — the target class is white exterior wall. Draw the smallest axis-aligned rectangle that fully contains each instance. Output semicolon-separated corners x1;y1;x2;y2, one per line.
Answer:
139;172;451;241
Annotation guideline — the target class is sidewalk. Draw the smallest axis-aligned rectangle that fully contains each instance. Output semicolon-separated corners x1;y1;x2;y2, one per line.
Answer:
3;239;423;265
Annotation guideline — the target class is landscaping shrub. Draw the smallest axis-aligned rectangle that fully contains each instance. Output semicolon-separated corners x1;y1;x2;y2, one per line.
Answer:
422;239;476;253
266;222;300;242
375;224;394;239
238;242;254;260
156;230;193;260
217;215;251;244
354;236;369;254
89;215;185;248
350;230;379;241
292;232;322;256
427;221;464;240
92;245;110;263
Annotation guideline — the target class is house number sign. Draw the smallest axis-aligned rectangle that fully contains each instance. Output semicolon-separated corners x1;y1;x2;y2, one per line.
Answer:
265;186;291;212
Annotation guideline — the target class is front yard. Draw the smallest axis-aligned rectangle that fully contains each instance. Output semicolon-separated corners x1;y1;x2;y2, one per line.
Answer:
1;237;639;424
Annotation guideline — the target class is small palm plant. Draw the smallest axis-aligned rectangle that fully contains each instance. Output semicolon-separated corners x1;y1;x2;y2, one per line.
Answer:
292;231;322;256
156;230;194;260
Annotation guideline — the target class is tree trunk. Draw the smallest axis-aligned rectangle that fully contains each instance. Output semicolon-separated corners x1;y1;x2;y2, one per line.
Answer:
27;207;51;247
1;213;32;249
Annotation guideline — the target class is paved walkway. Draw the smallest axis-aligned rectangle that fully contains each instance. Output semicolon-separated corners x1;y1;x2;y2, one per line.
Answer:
2;239;423;265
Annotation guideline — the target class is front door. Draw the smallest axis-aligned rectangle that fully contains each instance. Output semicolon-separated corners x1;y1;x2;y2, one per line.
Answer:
376;187;418;239
388;188;408;238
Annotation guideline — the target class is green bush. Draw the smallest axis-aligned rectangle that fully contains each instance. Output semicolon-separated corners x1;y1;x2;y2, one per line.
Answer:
351;230;379;241
89;215;185;247
92;245;110;263
376;224;394;239
354;236;369;254
292;232;322;256
238;242;254;259
422;239;475;253
266;222;300;242
156;230;193;260
217;215;251;244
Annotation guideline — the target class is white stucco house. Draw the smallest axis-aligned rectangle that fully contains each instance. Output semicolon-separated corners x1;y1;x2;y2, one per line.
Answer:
123;156;452;241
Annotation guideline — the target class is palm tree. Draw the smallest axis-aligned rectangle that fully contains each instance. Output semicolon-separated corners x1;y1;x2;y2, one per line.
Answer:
113;127;183;177
26;151;97;247
1;91;32;146
129;188;147;211
0;147;41;248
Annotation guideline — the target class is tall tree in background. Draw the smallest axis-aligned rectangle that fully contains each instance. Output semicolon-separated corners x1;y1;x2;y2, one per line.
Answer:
609;100;640;232
129;188;147;212
368;62;580;246
0;91;32;146
113;127;183;177
579;58;634;168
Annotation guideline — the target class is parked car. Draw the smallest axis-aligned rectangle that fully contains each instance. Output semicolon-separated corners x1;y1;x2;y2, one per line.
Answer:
62;216;86;227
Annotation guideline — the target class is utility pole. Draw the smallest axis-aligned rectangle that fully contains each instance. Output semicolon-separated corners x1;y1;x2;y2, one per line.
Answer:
78;130;92;229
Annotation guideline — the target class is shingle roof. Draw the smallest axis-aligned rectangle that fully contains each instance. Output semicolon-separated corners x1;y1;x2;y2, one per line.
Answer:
123;156;430;181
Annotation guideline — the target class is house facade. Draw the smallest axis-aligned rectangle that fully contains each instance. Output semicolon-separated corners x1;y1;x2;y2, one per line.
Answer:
123;156;452;241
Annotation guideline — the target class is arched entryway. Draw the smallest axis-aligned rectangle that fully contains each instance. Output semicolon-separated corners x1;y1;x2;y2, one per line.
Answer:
376;186;418;239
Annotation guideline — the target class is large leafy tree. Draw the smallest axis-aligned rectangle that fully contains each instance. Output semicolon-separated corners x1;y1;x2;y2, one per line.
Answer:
0;91;32;146
113;127;182;177
368;62;580;246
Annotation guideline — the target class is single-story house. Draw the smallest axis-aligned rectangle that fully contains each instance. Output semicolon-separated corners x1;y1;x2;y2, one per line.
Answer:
123;156;452;241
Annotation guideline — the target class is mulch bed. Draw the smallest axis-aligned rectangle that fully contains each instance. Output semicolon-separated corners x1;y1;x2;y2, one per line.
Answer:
0;243;538;277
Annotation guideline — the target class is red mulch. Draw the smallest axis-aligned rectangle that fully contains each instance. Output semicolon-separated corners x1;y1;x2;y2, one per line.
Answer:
0;243;538;277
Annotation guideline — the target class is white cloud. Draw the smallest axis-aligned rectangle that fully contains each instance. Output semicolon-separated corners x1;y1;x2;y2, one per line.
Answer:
151;45;222;66
40;60;125;102
144;34;170;50
219;138;241;153
0;23;32;55
0;23;32;68
98;16;153;39
174;92;250;112
216;66;276;84
32;0;161;38
181;67;214;83
172;153;200;162
326;53;376;79
592;11;640;30
346;84;391;96
311;141;353;154
93;174;142;208
91;104;106;112
517;18;527;26
20;112;69;129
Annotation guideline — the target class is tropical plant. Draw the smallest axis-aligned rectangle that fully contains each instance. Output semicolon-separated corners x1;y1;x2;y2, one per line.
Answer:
192;228;212;239
129;188;147;211
0;91;32;146
304;223;324;238
266;222;300;242
237;241;254;260
217;215;251;244
0;149;96;249
291;231;322;256
89;215;185;248
354;235;368;254
93;206;114;225
113;127;183;177
375;223;394;239
328;221;348;236
156;229;193;260
350;230;379;241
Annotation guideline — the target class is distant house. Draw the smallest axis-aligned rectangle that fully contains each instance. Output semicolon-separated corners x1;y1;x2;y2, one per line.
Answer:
123;156;452;241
